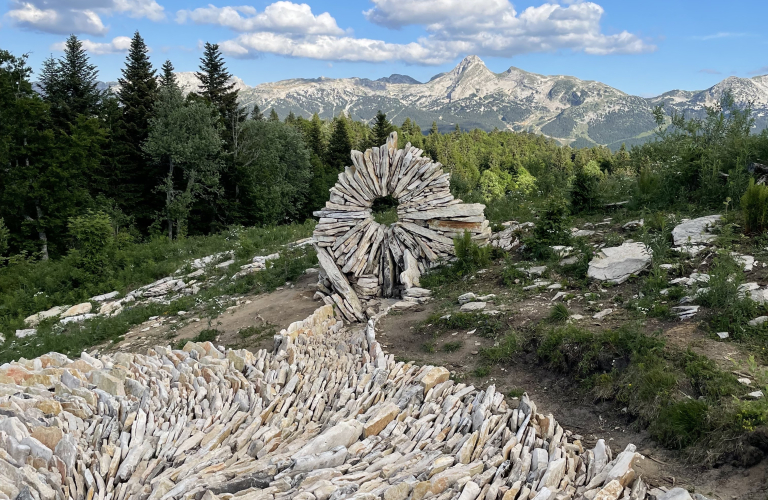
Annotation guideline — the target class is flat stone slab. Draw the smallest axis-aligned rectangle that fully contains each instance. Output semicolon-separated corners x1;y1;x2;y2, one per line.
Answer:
588;242;651;284
672;215;721;246
460;301;486;312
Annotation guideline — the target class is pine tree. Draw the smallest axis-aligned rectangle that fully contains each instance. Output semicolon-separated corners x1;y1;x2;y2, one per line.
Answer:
269;108;279;122
159;60;177;91
285;111;297;125
250;104;263;121
116;31;158;219
195;42;241;128
326;116;352;171
371;110;393;146
306;113;324;157
43;35;103;127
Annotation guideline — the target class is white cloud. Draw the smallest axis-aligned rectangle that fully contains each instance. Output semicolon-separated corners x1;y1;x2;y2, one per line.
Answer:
176;2;343;35
179;0;653;65
221;33;440;64
51;35;134;55
359;0;654;60
6;0;165;35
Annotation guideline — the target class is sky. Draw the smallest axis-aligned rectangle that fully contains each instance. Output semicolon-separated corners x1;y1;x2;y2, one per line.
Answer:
1;0;767;97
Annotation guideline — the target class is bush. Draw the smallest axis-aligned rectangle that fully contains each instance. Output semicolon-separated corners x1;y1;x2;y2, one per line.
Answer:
67;210;114;273
454;231;491;274
527;197;571;259
741;178;768;234
651;400;709;449
571;160;603;212
0;217;8;259
549;303;570;322
696;251;759;334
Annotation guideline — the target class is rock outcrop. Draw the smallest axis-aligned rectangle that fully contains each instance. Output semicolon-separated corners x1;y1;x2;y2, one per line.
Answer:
313;132;491;320
0;304;654;500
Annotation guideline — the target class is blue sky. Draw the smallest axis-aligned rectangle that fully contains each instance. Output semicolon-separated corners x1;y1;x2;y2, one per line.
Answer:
1;0;767;97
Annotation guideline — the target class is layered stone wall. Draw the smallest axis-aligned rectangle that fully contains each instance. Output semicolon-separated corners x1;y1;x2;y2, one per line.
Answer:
313;132;491;320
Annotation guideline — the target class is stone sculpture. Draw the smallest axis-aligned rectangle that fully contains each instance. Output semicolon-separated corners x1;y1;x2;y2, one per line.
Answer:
313;132;491;321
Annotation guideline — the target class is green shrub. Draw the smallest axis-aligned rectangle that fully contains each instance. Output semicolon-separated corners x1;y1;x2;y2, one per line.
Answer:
571;160;603;213
480;334;518;363
67;210;114;272
528;197;571;259
651;400;709;449
443;341;463;352
548;303;570;322
454;231;491;274
741;178;768;234
696;252;759;334
0;217;8;259
474;366;491;377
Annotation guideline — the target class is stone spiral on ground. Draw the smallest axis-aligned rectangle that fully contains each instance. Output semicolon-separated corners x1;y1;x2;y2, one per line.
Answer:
0;304;657;500
312;132;491;321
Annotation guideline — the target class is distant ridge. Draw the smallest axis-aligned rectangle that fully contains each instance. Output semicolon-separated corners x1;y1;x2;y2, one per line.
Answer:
112;56;768;150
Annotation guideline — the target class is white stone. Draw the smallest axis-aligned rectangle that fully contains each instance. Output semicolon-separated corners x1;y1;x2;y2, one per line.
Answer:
61;302;92;319
90;291;119;302
588;242;651;284
458;293;476;305
716;332;729;339
593;309;613;320
15;329;37;338
748;316;768;327
657;488;694;500
460;302;486;312
672;215;721;246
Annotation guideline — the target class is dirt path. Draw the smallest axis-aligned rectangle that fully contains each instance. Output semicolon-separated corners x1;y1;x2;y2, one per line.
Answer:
111;271;322;354
375;303;768;499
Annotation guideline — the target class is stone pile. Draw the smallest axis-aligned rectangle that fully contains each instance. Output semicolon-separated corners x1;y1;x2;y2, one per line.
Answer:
0;304;663;500
313;132;491;320
14;251;282;340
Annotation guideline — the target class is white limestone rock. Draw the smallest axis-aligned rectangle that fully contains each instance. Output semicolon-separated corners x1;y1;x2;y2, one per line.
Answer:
588;241;651;284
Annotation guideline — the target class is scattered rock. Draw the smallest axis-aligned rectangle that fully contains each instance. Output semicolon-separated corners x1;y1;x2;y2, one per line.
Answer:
593;309;613;320
15;329;37;338
622;219;644;230
672;215;721;246
587;242;651;284
460;302;486;312
748;316;768;327
457;292;476;305
61;302;92;319
716;331;729;339
89;291;119;302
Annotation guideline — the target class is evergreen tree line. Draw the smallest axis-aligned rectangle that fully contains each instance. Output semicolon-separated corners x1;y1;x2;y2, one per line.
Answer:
0;34;415;260
5;32;763;265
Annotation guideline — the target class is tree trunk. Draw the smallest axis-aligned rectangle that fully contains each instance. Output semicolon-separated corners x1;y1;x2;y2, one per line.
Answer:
167;157;174;240
35;203;49;261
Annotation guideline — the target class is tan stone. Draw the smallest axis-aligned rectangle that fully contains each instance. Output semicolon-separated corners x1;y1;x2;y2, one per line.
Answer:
364;403;400;437
31;426;63;451
594;479;623;500
383;482;412;500
90;370;125;397
420;366;450;394
61;302;92;318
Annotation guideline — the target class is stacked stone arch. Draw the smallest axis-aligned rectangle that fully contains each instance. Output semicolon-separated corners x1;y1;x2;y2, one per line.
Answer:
313;132;491;321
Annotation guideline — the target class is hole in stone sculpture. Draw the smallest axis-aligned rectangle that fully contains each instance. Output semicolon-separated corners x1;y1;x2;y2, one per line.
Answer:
372;195;399;225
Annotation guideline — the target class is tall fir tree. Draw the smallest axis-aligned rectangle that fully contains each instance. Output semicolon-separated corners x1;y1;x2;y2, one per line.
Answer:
250;104;263;121
159;60;177;91
195;42;242;129
269;108;279;122
326;116;352;171
41;35;103;128
371;110;394;147
116;31;159;221
194;43;244;230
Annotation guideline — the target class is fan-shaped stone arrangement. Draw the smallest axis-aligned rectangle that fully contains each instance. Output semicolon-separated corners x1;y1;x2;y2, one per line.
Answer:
0;305;654;500
313;132;491;321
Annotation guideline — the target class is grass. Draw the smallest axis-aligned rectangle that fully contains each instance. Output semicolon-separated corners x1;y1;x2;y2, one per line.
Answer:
548;303;570;322
0;244;318;363
474;366;491;377
443;341;463;352
480;334;518;363
0;221;316;339
531;322;761;460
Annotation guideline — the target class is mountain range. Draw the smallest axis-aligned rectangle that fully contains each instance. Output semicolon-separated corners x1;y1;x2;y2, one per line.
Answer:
172;55;768;150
